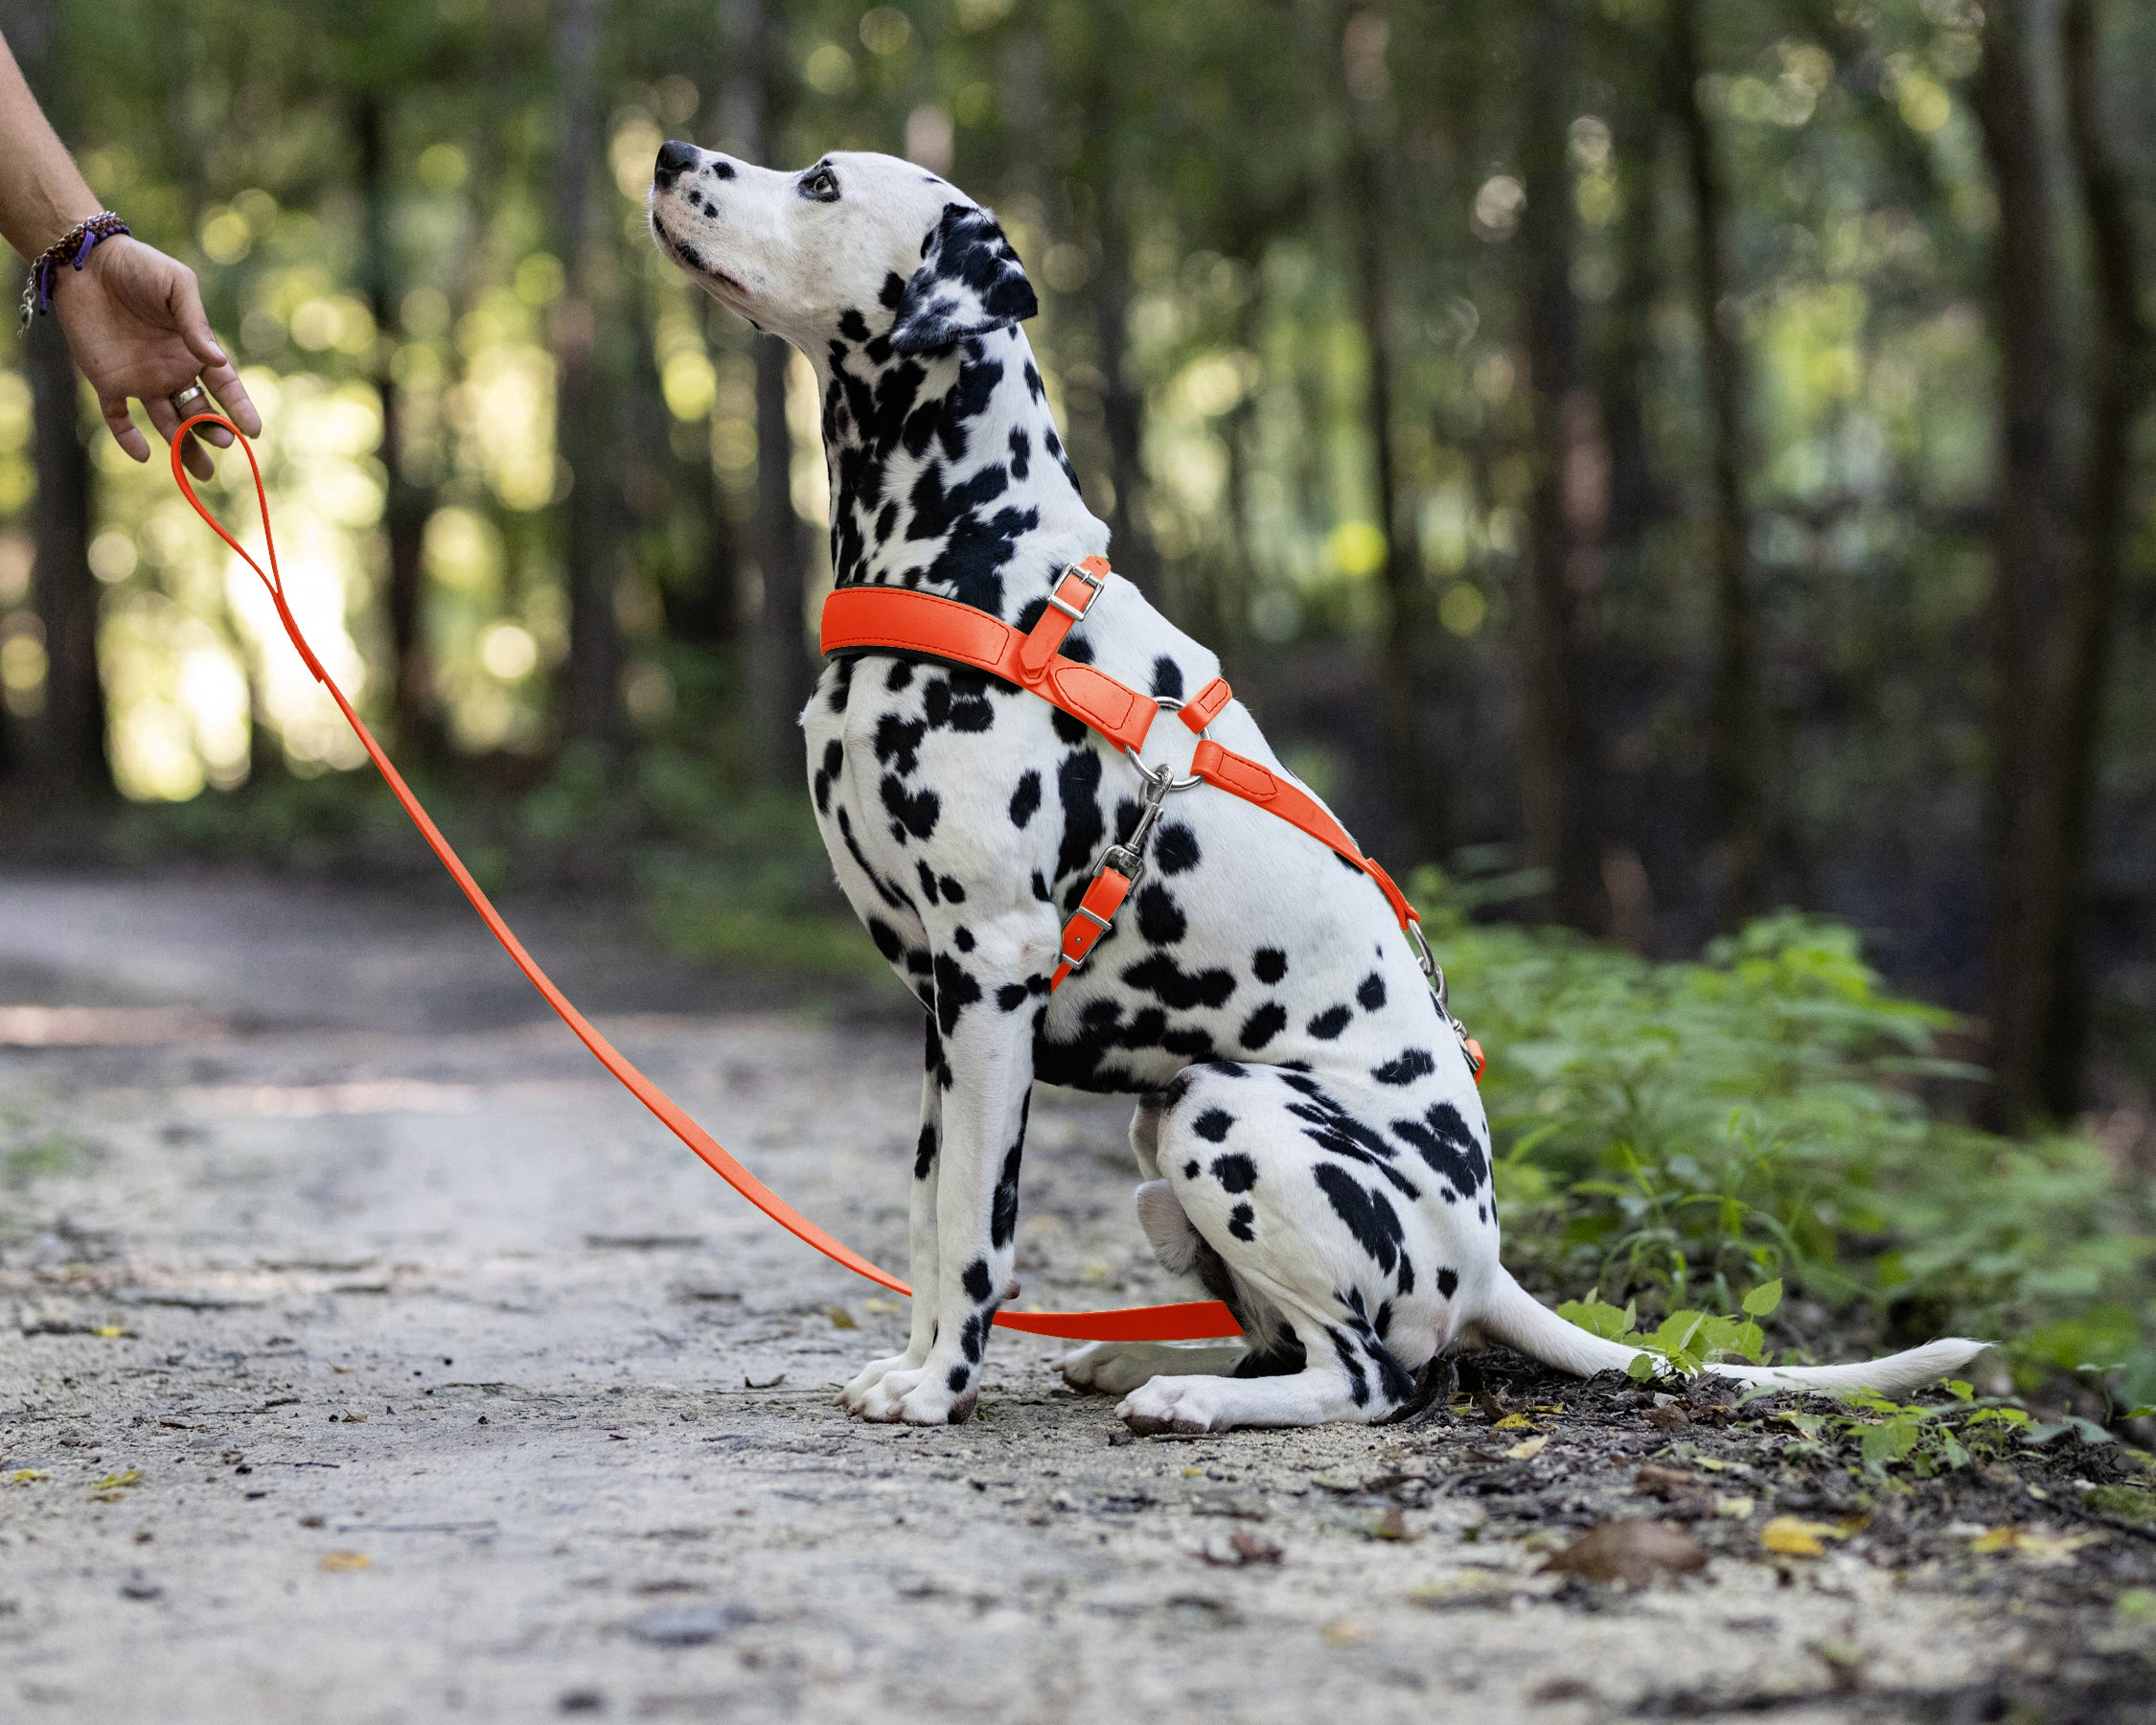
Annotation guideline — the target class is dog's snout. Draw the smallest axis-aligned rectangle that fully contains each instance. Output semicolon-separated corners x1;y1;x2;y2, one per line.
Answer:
654;139;700;187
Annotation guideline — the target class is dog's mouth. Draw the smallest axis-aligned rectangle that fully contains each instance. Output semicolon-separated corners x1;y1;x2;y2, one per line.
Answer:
648;207;747;297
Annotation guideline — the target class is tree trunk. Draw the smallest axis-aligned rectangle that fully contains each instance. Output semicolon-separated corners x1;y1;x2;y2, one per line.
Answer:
725;0;814;782
1970;0;2066;1130
1516;0;1600;930
2041;0;2146;1117
1668;0;1762;924
24;310;105;795
551;0;626;758
1333;3;1441;864
353;92;442;761
1089;210;1157;596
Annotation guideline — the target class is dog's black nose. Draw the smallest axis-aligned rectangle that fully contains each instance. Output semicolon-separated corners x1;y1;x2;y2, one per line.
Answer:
654;140;700;187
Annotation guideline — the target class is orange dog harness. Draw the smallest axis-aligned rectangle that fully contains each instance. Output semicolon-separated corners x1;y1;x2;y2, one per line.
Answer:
820;558;1483;1079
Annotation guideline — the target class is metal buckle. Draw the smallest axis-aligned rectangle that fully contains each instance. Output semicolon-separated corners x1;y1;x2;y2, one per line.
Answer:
1408;916;1479;1060
1044;560;1107;623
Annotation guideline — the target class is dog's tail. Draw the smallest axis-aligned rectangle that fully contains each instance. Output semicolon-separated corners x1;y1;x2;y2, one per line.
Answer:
1475;1267;1987;1397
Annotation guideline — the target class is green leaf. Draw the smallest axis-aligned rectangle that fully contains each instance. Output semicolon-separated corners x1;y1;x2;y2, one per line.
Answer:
1741;1277;1783;1318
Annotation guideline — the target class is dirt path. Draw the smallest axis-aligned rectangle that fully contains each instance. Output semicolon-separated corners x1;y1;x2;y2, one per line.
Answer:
2;870;2149;1724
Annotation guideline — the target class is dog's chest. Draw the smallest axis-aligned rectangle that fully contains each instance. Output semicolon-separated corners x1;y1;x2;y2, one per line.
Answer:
800;587;1473;1104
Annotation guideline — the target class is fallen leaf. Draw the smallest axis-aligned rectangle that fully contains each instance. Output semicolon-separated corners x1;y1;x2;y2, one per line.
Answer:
1646;1403;1692;1433
861;1298;898;1315
319;1551;371;1572
1505;1437;1548;1460
1714;1495;1756;1520
10;1470;48;1484
1542;1519;1708;1586
1970;1526;2102;1565
340;1414;367;1424
93;1325;130;1339
1636;1464;1697;1492
91;1470;143;1492
1198;1531;1283;1567
825;1306;857;1330
1493;1414;1535;1432
1759;1515;1846;1557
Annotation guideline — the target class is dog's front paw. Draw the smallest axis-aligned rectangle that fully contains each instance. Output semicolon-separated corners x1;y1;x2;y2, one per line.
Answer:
854;1363;979;1426
837;1351;921;1413
1117;1375;1225;1435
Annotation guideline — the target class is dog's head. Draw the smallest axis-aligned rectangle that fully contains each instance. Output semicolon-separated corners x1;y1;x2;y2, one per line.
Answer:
649;144;1037;357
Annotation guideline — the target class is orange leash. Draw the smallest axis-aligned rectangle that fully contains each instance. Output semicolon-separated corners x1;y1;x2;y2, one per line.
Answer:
172;415;1237;1344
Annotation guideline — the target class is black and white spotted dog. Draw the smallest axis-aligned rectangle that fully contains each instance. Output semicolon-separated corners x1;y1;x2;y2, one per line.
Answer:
649;143;1983;1431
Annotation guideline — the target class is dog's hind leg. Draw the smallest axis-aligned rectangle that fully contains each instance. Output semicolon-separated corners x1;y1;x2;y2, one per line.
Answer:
837;1024;945;1412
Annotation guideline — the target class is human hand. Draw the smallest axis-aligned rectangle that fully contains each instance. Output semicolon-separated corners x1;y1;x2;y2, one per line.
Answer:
50;234;262;480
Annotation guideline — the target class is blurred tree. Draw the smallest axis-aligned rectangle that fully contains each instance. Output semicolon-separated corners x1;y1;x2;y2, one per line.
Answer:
552;0;629;759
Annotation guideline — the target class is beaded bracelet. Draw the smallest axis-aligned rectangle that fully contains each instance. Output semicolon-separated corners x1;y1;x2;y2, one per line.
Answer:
16;211;130;333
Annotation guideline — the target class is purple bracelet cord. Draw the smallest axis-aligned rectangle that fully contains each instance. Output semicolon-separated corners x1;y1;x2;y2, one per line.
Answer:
22;213;129;325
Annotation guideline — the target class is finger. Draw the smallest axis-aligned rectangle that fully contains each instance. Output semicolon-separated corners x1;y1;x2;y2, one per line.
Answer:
145;394;215;482
199;356;263;439
100;395;152;464
170;270;264;439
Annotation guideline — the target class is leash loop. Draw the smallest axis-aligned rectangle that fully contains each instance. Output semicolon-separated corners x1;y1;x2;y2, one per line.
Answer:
171;421;1239;1344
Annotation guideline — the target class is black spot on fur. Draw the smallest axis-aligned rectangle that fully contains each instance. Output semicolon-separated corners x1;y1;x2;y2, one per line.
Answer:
1312;1165;1411;1293
962;1258;993;1302
1153;823;1200;876
1306;1004;1353;1041
1192;1109;1234;1143
1357;972;1388;1011
1238;1002;1287;1050
1371;1046;1435;1086
932;953;981;1037
1150;656;1184;700
1437;1268;1459;1300
1210;1153;1256;1193
947;1364;971;1392
1005;771;1043;832
1135;883;1186;945
1227;1202;1256;1242
882;775;941;841
996;982;1030;1012
1121;954;1235;1011
990;1139;1023;1248
1391;1100;1489;1196
1252;948;1287;984
1053;751;1105;880
867;917;905;964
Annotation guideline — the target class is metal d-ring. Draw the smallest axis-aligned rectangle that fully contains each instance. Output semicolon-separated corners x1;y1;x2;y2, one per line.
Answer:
1119;695;1207;792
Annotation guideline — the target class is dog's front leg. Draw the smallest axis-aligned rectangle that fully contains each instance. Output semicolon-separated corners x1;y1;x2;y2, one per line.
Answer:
837;1023;944;1412
851;927;1040;1425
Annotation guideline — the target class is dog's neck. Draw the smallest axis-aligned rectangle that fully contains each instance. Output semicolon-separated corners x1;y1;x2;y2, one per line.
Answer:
808;322;1109;624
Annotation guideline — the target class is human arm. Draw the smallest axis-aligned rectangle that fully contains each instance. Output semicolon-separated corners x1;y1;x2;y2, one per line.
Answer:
1;29;259;477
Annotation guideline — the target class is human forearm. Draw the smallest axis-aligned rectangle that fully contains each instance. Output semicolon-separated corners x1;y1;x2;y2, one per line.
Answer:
0;30;102;262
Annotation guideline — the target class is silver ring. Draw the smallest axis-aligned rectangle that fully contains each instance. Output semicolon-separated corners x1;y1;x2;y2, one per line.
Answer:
171;383;209;415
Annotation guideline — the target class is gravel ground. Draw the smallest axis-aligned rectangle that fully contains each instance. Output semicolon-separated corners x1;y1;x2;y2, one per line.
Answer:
3;869;2152;1724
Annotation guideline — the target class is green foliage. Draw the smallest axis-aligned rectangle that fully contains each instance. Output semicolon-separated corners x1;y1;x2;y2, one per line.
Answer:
1414;868;2156;1406
1558;1278;1779;1378
1765;1382;2035;1481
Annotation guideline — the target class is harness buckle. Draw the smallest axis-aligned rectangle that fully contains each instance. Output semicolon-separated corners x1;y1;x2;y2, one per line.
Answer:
1044;560;1107;623
1120;695;1208;791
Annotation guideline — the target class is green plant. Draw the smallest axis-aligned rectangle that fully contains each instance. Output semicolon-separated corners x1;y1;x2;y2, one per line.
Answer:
1558;1278;1786;1379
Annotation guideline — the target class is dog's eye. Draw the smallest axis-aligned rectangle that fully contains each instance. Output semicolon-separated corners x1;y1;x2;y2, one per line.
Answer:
800;167;839;202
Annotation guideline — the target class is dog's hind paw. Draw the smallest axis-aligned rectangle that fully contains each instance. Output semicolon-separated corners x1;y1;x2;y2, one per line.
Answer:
1060;1340;1244;1396
1115;1376;1223;1435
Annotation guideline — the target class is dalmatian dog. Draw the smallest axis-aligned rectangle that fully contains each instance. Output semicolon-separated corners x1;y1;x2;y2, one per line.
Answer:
648;143;1984;1431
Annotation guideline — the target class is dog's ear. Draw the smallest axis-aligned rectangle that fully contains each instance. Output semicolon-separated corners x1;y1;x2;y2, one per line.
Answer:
887;202;1038;356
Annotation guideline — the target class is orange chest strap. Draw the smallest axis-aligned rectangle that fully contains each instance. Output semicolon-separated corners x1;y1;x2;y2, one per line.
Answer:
819;560;1411;917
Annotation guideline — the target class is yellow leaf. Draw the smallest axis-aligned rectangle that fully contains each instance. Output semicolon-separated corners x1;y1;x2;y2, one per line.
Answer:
1493;1414;1535;1431
1714;1494;1755;1519
1971;1526;2102;1566
90;1470;142;1491
1970;1526;2018;1553
90;1491;126;1503
93;1325;129;1339
10;1470;48;1484
1759;1515;1844;1556
1505;1437;1548;1460
319;1551;372;1572
825;1305;858;1330
1529;1403;1565;1414
861;1298;898;1315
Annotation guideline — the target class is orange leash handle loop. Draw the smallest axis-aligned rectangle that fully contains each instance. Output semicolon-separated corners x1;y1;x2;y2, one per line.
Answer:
172;416;1238;1346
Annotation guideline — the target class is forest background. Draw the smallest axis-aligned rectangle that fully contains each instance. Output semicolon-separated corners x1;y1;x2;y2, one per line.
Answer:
2;0;2153;1409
